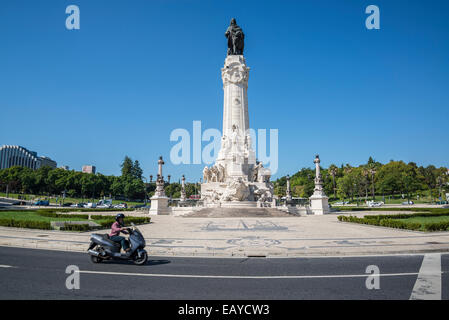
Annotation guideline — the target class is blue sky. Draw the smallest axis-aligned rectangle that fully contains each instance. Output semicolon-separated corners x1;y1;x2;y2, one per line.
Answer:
0;0;448;182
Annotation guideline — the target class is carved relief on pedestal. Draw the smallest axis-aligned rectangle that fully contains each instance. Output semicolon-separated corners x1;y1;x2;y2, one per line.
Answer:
221;56;249;87
203;164;227;183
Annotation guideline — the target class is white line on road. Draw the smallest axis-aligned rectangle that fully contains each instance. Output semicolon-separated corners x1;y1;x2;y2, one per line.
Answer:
410;253;442;300
78;270;421;279
0;265;15;268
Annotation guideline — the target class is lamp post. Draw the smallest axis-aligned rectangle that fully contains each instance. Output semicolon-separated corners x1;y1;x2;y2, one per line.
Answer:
353;183;359;206
438;176;443;201
143;177;148;205
167;175;171;200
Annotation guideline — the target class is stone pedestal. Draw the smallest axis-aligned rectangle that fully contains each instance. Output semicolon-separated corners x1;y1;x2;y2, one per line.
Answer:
309;154;330;215
309;194;329;215
149;196;171;215
149;156;171;215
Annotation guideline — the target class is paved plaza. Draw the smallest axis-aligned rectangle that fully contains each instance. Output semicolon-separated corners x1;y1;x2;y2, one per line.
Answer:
1;211;448;257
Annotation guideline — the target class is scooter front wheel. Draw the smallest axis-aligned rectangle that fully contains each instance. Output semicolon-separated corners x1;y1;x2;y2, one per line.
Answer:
133;251;148;265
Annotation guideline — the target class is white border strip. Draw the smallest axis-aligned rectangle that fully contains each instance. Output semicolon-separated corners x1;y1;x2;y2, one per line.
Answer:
410;253;442;300
78;270;421;279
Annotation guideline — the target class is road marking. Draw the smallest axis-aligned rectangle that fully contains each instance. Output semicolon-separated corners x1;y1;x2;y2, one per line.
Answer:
410;253;442;300
0;265;15;268
78;270;421;279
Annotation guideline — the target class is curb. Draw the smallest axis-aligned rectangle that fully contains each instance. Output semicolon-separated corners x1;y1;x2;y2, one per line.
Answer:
2;243;449;259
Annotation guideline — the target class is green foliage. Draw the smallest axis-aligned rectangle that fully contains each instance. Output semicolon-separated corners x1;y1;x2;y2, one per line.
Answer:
272;157;448;203
0;156;150;201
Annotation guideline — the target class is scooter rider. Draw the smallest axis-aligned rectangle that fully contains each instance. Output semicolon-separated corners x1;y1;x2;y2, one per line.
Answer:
110;213;131;253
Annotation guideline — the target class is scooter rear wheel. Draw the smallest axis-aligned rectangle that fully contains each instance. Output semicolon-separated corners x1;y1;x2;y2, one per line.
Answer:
90;255;102;263
133;251;148;265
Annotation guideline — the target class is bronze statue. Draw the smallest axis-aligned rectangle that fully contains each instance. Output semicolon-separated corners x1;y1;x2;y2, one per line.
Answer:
225;18;244;55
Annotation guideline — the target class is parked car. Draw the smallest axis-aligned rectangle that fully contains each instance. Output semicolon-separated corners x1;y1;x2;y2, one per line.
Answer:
401;201;414;205
84;202;97;208
97;199;113;209
367;201;383;207
334;201;350;205
114;203;128;209
70;203;86;208
33;200;49;206
12;200;27;205
62;202;73;207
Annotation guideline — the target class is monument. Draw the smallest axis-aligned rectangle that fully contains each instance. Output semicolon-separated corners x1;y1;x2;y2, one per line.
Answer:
201;18;274;207
149;156;171;215
309;155;330;215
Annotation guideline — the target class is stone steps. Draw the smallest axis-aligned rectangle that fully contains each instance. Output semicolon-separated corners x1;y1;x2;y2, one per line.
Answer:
183;207;293;218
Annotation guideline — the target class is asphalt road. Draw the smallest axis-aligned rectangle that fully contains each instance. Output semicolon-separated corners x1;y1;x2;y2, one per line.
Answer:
0;246;447;299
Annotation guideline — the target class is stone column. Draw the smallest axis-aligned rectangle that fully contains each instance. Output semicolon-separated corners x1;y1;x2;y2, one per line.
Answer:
309;154;329;215
149;156;171;215
286;174;292;202
216;55;256;176
180;175;187;202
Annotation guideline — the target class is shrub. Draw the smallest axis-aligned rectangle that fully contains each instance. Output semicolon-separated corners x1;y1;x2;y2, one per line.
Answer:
0;218;51;230
423;222;449;232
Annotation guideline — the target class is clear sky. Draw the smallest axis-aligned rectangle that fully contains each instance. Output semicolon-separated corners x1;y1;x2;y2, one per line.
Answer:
1;0;448;182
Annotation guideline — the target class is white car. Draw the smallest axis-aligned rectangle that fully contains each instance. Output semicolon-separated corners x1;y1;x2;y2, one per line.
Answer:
96;204;112;208
367;201;383;207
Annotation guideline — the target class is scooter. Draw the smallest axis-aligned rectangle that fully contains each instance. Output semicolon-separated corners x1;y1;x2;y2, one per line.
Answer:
87;223;148;265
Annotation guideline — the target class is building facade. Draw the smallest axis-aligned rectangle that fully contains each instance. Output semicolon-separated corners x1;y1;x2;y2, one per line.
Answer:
0;145;57;170
82;165;96;174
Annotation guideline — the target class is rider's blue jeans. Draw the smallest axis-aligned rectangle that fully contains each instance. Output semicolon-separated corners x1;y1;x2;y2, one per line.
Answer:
110;235;129;250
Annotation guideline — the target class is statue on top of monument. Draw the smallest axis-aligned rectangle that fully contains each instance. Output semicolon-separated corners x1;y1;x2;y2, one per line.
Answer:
225;18;244;56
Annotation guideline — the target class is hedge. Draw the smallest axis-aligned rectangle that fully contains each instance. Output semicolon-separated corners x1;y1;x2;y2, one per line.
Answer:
334;207;449;214
97;217;151;228
0;218;51;230
338;214;449;232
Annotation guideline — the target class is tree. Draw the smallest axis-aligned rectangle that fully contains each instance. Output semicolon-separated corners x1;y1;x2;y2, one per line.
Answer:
120;156;133;178
132;160;143;180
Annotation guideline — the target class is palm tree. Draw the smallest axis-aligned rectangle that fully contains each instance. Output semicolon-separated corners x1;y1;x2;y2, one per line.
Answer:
369;168;376;200
362;168;370;200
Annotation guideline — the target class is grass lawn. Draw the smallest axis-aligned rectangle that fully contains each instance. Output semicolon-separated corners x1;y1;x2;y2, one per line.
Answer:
0;210;112;224
0;210;86;222
0;192;144;207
